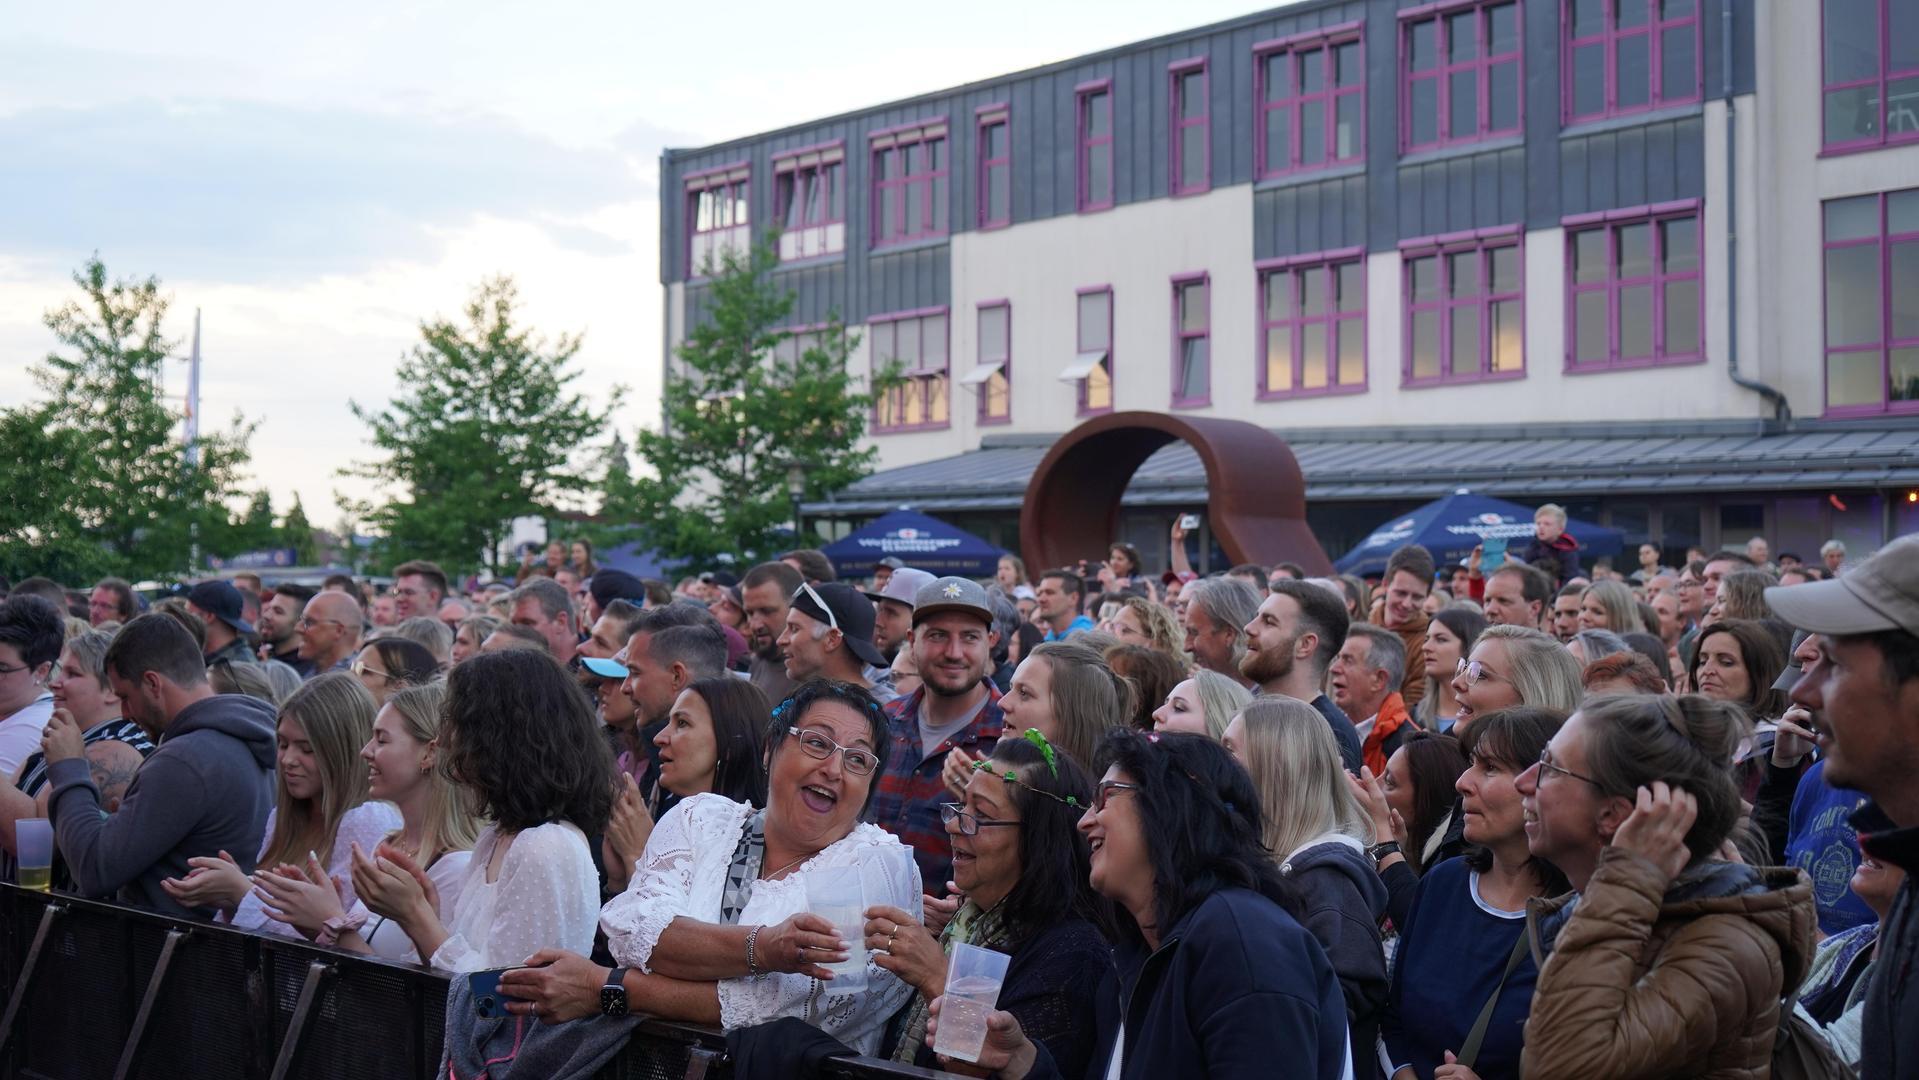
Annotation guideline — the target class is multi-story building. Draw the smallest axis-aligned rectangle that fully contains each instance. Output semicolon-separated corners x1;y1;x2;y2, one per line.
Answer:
658;0;1919;569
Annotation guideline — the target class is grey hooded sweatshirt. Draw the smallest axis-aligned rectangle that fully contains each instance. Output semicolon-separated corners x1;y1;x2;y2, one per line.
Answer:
47;692;276;918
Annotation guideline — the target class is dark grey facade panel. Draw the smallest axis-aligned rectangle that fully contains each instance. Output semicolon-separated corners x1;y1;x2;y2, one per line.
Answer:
1253;175;1367;261
1559;116;1707;218
866;246;949;318
1395;147;1526;237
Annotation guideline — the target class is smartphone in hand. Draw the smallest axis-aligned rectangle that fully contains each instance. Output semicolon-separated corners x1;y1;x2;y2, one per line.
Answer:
1179;514;1200;531
1480;536;1509;574
468;966;521;1019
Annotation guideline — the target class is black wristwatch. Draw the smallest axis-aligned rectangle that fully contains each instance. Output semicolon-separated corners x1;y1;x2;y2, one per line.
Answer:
600;967;629;1017
1368;840;1402;863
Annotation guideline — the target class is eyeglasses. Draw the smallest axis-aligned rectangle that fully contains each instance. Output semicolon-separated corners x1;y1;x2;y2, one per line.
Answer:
1093;780;1142;813
350;658;394;683
392;587;424;598
795;583;839;632
1537;748;1603;788
786;726;878;776
1676;579;1702;591
940;803;1019;836
296;617;347;631
0;660;39;677
1454;658;1505;687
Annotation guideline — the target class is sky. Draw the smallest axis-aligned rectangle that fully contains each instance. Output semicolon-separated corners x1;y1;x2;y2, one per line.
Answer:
0;0;1273;532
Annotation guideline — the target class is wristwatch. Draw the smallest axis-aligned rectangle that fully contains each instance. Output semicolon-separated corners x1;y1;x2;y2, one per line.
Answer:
1368;840;1402;863
600;967;629;1017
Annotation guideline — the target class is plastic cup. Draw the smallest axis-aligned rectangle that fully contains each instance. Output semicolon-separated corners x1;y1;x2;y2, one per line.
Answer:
804;865;868;993
931;942;1011;1063
16;818;53;892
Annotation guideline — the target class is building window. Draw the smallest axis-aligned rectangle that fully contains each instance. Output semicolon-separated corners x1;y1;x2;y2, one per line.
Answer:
1566;204;1702;370
871;123;949;248
773;146;845;262
1822;0;1919;151
1403;232;1525;385
1565;0;1701;123
871;310;950;431
977;108;1012;229
1257;30;1365;177
686;164;750;277
770;326;836;364
1823;188;1919;413
1259;253;1367;398
1171;61;1210;195
1066;287;1113;413
965;302;1012;423
1077;83;1115;211
1402;1;1522;151
1171;275;1211;405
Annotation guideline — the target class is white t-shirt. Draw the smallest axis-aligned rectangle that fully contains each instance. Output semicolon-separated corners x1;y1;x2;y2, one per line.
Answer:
600;792;923;1055
0;693;54;782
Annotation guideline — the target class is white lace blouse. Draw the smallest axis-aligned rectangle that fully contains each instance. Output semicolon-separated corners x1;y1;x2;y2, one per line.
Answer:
227;801;403;937
600;793;923;1056
428;822;599;973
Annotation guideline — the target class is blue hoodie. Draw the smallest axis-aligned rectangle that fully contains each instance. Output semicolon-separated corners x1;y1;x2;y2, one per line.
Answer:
48;692;277;918
1785;759;1874;935
1283;837;1391;1071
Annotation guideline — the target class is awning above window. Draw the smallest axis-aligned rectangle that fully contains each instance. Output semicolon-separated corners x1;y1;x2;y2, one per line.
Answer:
1057;350;1106;382
958;361;1005;386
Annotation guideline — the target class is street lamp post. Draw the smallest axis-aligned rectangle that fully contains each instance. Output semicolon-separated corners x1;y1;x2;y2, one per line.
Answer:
786;462;807;544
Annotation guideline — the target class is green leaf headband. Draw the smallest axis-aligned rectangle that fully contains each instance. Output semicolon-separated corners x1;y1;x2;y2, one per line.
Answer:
968;728;1081;808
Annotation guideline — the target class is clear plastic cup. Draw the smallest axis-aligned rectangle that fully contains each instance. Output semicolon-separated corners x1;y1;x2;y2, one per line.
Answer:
16;818;53;892
804;864;867;994
931;941;1011;1063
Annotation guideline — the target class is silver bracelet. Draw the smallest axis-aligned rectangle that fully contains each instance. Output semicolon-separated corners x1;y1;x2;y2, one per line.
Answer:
745;924;763;976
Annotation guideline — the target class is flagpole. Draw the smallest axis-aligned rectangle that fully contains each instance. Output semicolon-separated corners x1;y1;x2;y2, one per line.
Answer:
187;309;202;570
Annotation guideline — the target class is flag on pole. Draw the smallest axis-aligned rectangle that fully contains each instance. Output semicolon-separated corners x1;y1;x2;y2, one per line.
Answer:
184;308;201;470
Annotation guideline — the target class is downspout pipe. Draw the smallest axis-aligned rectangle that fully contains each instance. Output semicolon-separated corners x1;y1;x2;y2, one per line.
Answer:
1723;0;1792;423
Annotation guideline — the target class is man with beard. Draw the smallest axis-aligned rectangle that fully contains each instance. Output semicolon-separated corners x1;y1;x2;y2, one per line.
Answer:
254;584;316;678
868;576;1003;895
740;561;804;703
865;567;936;666
1241;579;1363;772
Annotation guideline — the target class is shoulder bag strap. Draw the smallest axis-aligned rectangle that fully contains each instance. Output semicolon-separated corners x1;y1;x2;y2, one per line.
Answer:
1457;928;1531;1069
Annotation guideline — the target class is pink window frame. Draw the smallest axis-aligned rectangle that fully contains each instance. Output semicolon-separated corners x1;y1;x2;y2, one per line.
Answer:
1399;0;1524;153
1562;0;1702;124
1819;0;1919;154
1170;272;1212;407
1076;80;1115;213
1822;189;1919;416
976;105;1013;230
1255;249;1370;399
1170;59;1211;196
683;161;750;278
976;299;1013;425
869;122;949;249
1400;226;1527;386
1563;199;1705;372
870;306;953;433
1254;23;1367;178
771;143;845;255
1076;285;1115;415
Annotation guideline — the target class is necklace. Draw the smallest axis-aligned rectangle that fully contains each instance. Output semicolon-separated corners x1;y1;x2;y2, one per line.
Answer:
762;853;811;880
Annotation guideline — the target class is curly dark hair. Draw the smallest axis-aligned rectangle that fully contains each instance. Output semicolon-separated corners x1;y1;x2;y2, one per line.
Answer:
1094;729;1300;946
766;679;889;814
441;650;616;834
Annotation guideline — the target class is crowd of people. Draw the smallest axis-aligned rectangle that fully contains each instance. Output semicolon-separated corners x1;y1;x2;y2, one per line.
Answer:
0;510;1914;1079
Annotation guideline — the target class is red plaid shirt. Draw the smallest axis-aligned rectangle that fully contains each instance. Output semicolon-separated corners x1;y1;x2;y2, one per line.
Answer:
865;683;1004;894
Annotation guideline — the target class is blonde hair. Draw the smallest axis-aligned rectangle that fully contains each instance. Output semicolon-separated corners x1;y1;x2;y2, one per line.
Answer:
1114;595;1184;656
1476;625;1584;714
383;684;480;859
1232;696;1370;859
1535;503;1568;526
1581;580;1645;635
1026;641;1132;770
259;673;381;871
1189;669;1253;740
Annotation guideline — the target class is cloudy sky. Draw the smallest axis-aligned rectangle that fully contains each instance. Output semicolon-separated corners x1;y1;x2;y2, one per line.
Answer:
0;0;1265;530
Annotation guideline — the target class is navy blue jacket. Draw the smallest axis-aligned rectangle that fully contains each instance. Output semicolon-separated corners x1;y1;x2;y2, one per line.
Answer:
1022;887;1350;1080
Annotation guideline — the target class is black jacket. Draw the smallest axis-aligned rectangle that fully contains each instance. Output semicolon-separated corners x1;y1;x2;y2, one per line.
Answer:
1855;801;1919;1079
1281;839;1390;1072
1022;887;1350;1080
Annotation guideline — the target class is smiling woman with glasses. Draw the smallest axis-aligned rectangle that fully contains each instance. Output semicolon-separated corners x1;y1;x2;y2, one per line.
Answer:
1512;693;1813;1077
926;729;1351;1080
507;679;921;1057
1448;625;1583;738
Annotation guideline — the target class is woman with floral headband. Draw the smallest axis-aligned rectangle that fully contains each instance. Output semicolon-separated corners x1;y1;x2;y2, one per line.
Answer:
867;729;1115;1074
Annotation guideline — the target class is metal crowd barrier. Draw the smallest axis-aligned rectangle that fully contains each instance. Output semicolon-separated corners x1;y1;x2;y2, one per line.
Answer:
0;885;953;1080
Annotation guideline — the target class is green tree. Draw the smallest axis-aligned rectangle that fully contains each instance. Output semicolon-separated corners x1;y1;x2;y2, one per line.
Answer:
0;257;254;583
612;239;897;567
343;276;622;578
281;495;321;566
221;489;280;555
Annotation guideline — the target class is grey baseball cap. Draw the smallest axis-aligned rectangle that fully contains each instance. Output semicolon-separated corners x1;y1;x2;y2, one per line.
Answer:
911;575;994;628
866;567;937;608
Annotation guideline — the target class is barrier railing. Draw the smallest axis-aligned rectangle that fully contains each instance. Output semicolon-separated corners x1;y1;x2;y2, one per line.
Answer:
0;886;953;1079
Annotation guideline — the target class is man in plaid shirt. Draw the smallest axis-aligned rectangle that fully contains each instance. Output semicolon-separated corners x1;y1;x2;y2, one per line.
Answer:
866;576;1003;895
